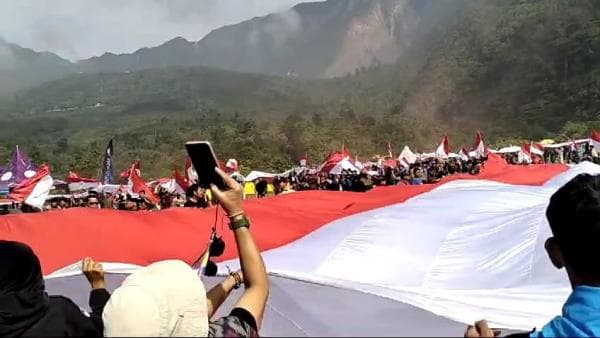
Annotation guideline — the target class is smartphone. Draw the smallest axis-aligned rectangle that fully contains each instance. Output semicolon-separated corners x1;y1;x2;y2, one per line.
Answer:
185;141;226;190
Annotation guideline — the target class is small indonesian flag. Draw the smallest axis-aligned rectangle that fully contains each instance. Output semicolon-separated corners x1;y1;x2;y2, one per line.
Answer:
475;132;486;157
398;146;417;168
435;134;451;159
300;152;308;167
10;164;54;210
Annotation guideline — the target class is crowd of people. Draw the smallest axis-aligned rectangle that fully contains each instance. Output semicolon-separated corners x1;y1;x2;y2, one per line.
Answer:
3;139;599;215
0;152;490;214
2;166;600;337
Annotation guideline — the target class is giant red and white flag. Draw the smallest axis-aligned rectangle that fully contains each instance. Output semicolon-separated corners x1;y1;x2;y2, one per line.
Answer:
9;164;54;209
4;155;600;336
435;134;451;159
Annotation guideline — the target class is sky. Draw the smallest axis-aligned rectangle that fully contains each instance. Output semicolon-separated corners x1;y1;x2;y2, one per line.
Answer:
0;0;311;61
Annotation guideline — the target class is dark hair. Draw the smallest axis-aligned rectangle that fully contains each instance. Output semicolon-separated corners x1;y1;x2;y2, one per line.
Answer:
186;183;201;198
546;174;600;278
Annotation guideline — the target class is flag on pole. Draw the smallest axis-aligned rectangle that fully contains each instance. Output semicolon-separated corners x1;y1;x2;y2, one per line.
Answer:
185;157;198;184
126;162;160;204
120;160;140;179
300;152;308;167
100;139;115;184
475;132;486;158
9;164;54;210
435;134;451;159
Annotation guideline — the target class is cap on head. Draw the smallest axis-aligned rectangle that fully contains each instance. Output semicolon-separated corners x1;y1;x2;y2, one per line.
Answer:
102;260;208;337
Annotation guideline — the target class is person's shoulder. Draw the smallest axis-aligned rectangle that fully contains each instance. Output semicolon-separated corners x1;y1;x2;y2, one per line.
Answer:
209;308;258;337
49;295;91;318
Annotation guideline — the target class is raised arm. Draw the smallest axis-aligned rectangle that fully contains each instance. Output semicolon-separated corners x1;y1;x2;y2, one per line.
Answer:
82;257;111;332
210;167;269;329
206;271;243;318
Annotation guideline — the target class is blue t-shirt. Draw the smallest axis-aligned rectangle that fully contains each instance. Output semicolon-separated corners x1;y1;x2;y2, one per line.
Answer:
411;178;423;185
531;286;600;337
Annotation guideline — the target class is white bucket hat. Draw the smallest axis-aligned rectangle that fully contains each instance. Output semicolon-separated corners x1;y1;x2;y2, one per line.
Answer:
102;260;208;337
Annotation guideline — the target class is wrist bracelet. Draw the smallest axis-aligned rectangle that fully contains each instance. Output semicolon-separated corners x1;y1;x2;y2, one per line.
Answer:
230;271;242;289
228;211;245;219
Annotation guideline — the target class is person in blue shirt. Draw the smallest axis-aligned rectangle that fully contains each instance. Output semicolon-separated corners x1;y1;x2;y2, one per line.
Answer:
466;173;600;337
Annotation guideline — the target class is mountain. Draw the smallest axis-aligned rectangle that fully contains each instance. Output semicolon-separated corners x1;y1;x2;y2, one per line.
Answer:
1;0;458;95
77;0;456;78
0;39;73;96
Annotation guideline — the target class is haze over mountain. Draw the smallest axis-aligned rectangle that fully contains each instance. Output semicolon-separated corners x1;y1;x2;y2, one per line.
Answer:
77;0;443;78
0;0;454;95
0;38;73;95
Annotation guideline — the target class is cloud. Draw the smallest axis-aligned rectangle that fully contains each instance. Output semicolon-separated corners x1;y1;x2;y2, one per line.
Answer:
0;0;312;61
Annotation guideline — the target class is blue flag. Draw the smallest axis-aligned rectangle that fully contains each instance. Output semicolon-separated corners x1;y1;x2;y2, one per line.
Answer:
100;139;114;184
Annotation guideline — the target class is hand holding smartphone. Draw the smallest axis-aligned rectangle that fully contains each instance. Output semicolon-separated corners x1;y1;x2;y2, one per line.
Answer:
185;141;227;190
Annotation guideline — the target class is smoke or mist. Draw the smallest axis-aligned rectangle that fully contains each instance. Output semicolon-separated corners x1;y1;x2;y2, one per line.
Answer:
0;0;312;61
247;9;302;48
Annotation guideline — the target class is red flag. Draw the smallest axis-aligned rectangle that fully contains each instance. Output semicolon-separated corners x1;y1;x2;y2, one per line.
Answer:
591;131;600;151
67;171;98;183
174;167;190;191
120;160;141;179
127;163;159;204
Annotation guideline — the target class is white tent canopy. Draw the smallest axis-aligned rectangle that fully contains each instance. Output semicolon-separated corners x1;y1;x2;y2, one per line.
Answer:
245;171;279;182
494;146;522;154
328;158;359;175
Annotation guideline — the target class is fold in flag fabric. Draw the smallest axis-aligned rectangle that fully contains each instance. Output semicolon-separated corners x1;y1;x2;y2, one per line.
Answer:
5;154;598;336
9;164;54;209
